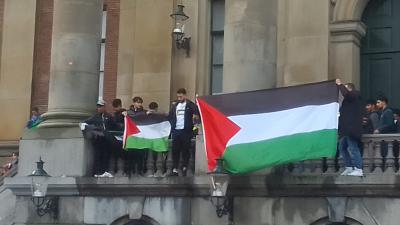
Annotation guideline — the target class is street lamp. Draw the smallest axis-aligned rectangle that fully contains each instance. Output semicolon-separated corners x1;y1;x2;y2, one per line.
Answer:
29;158;58;219
208;158;231;218
170;3;191;57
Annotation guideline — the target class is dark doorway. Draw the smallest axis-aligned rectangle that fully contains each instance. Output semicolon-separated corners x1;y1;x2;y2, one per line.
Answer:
361;0;400;107
111;215;158;225
124;221;152;225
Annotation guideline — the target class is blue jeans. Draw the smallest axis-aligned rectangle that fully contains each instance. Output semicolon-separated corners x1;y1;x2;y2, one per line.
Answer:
339;136;363;169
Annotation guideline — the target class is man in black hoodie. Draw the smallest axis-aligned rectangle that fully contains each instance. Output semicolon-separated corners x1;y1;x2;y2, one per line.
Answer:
168;88;199;176
336;79;363;177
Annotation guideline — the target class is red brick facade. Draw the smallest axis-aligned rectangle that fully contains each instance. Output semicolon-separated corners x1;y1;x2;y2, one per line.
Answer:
30;0;120;114
103;0;120;111
30;0;53;114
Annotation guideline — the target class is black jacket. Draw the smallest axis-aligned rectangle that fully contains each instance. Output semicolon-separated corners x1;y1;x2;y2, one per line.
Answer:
127;107;146;118
84;112;116;131
338;85;363;140
363;111;380;134
113;108;126;131
168;100;198;134
377;107;396;133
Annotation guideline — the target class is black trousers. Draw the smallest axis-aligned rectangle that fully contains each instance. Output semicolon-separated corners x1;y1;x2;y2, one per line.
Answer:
92;136;111;175
124;150;145;175
106;134;124;173
172;130;192;169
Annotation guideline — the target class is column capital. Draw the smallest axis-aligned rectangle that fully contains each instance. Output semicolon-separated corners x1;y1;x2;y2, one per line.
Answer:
330;21;366;46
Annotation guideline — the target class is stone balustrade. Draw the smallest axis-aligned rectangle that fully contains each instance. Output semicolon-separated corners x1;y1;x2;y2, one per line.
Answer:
285;134;400;175
110;139;196;177
109;134;400;177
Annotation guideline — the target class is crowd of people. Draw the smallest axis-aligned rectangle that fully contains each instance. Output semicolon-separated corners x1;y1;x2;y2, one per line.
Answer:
82;88;199;178
337;79;400;177
19;82;400;178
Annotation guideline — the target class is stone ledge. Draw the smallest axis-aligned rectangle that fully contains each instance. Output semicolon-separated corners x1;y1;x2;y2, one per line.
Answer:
0;140;19;157
6;174;400;198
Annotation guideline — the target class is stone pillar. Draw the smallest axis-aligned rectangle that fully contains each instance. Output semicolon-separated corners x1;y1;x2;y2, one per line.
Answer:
223;0;277;93
40;0;103;127
18;0;103;177
329;21;366;88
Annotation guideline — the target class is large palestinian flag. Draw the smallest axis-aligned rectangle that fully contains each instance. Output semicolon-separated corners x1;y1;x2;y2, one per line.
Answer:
123;113;171;152
197;81;339;174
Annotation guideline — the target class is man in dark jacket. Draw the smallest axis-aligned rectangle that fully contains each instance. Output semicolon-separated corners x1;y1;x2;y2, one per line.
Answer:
336;79;363;176
109;98;126;174
84;99;117;177
374;96;396;134
363;99;380;134
168;88;199;176
125;96;147;176
112;98;126;131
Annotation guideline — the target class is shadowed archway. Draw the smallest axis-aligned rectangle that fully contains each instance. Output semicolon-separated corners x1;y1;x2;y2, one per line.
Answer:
310;216;363;225
110;215;161;225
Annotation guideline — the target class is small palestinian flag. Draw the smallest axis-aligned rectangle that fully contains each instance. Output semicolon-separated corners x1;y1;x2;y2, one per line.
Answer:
123;114;171;152
197;81;339;174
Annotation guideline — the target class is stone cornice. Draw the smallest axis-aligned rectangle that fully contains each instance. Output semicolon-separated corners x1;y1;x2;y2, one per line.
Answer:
6;174;400;198
330;21;367;46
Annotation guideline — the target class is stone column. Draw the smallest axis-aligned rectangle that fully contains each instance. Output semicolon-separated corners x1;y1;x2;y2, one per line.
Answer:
329;21;366;88
18;0;103;177
40;0;103;127
222;0;277;93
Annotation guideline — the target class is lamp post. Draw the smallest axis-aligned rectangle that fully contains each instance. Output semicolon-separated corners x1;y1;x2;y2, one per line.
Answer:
170;3;191;56
208;158;232;218
29;158;58;219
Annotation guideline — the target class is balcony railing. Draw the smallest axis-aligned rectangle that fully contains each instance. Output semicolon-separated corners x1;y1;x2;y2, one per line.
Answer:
110;139;196;177
99;133;400;177
284;134;400;175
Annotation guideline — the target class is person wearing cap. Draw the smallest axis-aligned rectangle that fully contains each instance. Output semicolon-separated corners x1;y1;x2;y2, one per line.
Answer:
84;99;117;177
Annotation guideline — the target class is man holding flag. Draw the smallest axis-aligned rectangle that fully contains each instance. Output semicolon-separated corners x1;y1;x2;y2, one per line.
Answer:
197;81;340;174
336;79;363;177
123;101;171;176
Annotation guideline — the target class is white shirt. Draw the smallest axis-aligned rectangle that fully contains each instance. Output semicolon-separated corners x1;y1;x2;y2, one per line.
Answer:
175;102;186;130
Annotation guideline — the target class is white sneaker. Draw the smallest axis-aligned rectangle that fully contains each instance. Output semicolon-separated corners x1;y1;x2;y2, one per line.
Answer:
340;167;354;176
97;172;113;178
94;173;105;177
103;172;113;178
348;168;363;177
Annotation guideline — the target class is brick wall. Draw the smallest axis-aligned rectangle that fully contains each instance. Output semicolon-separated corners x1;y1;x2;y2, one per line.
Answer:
30;0;120;114
103;0;120;112
30;0;53;114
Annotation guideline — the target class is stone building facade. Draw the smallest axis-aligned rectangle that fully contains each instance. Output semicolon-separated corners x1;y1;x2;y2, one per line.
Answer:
1;0;400;225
